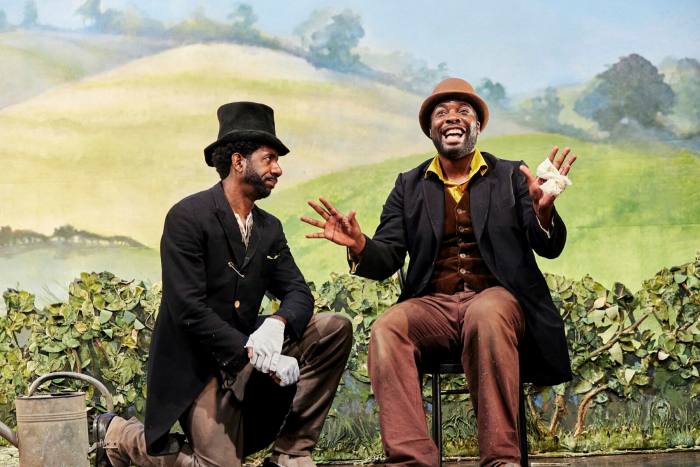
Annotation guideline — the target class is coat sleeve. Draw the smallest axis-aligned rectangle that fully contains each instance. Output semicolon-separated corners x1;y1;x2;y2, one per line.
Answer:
265;222;314;341
514;163;567;259
160;202;249;376
352;173;409;280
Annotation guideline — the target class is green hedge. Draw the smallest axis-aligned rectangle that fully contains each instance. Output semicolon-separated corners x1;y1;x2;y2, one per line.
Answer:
1;255;699;459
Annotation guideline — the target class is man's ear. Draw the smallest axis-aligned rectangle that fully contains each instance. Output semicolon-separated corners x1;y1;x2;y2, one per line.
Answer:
476;120;481;133
232;153;245;173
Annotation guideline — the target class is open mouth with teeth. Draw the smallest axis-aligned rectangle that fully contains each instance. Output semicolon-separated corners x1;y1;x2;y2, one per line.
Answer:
441;127;466;144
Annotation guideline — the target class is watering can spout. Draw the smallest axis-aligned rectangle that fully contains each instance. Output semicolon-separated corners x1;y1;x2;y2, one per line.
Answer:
0;420;18;447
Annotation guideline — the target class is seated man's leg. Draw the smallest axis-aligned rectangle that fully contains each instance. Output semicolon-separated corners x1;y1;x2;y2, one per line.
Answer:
104;377;243;467
243;312;352;463
369;294;461;466
461;286;525;467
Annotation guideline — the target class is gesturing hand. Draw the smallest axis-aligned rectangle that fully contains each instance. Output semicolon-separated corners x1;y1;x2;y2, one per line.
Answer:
300;197;366;256
244;317;285;373
519;146;577;227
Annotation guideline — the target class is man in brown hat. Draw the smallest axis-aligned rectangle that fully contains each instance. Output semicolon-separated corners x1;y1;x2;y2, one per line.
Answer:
302;78;576;466
94;101;352;467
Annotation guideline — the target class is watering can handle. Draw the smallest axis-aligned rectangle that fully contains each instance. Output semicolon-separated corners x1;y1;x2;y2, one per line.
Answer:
27;371;114;412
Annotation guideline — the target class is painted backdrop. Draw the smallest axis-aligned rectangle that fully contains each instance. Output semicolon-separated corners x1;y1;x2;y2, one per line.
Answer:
0;0;699;459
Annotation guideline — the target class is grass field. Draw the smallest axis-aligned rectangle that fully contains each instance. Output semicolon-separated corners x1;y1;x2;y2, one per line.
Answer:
259;133;700;290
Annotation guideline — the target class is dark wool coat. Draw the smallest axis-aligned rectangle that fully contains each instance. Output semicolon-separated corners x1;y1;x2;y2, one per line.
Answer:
354;152;572;385
144;182;313;455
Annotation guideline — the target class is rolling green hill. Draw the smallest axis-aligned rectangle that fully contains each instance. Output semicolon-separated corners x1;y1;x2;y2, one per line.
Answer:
0;41;523;248
260;133;700;290
0;30;171;108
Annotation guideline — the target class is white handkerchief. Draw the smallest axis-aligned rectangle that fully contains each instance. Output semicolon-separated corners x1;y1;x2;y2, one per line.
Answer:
536;158;572;196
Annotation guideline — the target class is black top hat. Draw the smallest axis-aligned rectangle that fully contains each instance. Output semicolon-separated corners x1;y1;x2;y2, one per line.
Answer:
204;102;290;166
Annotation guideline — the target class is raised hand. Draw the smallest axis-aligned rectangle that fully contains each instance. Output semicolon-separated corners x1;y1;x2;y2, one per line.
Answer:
519;146;577;226
300;197;366;256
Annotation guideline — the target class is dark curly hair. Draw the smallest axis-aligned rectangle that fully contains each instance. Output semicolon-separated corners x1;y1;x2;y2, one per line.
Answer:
211;141;262;179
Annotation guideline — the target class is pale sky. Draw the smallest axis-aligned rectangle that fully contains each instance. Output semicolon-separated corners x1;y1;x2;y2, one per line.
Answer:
1;0;698;93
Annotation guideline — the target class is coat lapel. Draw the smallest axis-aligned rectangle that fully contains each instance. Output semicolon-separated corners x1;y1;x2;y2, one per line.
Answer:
469;163;493;242
422;175;444;242
210;183;246;268
243;207;264;268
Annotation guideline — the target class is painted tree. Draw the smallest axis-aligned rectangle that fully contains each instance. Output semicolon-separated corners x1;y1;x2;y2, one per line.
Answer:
228;3;257;29
21;0;38;28
661;58;700;137
308;9;366;73
76;0;102;27
0;9;9;31
574;53;674;130
477;79;507;107
519;87;563;130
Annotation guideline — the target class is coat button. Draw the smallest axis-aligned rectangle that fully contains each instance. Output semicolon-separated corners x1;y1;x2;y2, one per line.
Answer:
459;253;467;259
459;268;467;275
457;208;465;214
234;300;240;309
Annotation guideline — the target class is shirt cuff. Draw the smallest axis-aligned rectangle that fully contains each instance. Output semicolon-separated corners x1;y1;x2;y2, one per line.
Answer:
347;248;361;274
536;215;554;239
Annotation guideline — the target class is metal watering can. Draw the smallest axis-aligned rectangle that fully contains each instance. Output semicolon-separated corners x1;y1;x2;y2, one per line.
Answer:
0;371;114;467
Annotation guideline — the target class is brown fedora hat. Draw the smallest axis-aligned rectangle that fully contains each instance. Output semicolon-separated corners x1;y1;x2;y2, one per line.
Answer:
418;77;489;137
204;101;290;166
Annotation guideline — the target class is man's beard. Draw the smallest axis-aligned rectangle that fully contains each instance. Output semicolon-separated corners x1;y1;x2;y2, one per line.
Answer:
431;120;479;160
243;166;275;200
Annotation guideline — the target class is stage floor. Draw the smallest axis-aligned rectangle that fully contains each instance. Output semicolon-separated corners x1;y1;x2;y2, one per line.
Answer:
1;448;699;465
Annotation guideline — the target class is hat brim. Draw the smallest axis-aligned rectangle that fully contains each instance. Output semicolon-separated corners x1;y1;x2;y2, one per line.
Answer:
204;130;290;166
419;92;489;137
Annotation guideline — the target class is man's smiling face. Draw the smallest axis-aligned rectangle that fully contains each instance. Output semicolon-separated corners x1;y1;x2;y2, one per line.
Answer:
429;99;480;160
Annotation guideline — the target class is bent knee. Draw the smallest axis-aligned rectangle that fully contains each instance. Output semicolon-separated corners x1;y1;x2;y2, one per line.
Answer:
464;289;523;334
314;312;353;340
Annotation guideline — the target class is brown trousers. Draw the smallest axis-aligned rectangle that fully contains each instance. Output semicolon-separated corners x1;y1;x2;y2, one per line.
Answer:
368;287;525;467
105;313;353;467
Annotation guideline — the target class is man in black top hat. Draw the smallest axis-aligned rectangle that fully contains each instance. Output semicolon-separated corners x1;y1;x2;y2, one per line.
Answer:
94;102;353;467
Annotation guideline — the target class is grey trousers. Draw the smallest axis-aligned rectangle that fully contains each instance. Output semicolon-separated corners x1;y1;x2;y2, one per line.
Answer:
104;313;353;467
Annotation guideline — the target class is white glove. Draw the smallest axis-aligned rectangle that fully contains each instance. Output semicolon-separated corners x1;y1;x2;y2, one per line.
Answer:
245;318;285;373
536;158;572;196
274;355;300;387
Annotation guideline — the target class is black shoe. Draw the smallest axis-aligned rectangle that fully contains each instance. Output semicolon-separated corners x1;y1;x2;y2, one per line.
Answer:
93;412;117;467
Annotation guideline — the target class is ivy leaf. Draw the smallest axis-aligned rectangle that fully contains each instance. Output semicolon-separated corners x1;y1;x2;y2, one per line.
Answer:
62;335;80;349
673;273;687;284
609;342;624;365
593;296;606;309
573;379;593;394
123;310;136;325
600;323;618;345
99;309;113;324
41;342;64;353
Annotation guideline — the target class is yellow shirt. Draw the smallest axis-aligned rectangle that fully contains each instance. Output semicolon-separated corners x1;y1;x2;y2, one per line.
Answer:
425;148;488;203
